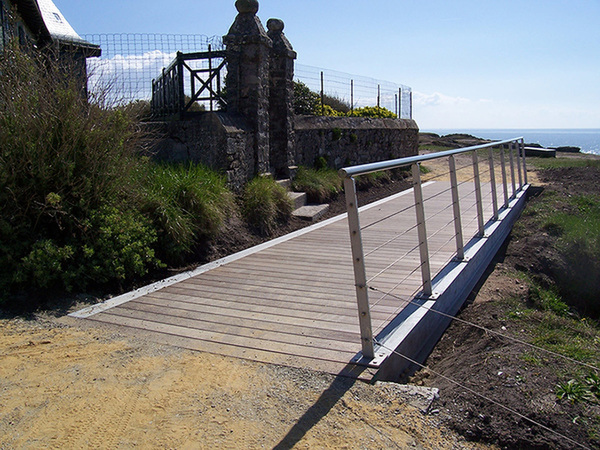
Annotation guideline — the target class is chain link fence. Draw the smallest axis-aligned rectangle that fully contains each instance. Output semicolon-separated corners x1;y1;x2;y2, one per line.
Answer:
84;33;411;118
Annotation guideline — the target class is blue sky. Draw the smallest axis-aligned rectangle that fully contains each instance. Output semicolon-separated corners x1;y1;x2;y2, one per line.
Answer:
54;0;600;130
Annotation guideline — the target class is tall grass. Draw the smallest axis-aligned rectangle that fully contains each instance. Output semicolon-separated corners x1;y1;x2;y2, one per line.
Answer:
140;163;235;264
292;166;342;203
242;177;292;236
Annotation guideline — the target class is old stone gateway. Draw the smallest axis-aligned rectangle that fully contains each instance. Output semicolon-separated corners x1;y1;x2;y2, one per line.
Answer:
150;0;418;189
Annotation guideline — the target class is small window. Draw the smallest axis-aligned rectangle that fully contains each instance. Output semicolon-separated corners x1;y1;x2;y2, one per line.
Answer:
53;12;62;23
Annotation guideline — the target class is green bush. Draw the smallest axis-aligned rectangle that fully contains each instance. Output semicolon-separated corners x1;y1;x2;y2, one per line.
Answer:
0;44;160;298
242;176;292;236
349;106;398;118
140;163;235;264
293;81;320;115
293;167;342;204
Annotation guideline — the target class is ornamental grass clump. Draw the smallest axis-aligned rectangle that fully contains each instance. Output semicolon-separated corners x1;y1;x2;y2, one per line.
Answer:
242;176;292;236
140;163;235;264
292;166;342;204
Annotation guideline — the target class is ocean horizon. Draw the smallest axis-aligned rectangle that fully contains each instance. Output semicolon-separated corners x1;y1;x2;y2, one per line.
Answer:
422;129;600;155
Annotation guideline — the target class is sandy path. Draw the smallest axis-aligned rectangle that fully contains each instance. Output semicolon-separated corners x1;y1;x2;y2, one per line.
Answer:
0;315;491;449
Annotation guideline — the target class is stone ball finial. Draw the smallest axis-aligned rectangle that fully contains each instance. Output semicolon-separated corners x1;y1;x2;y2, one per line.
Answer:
235;0;259;14
267;18;284;34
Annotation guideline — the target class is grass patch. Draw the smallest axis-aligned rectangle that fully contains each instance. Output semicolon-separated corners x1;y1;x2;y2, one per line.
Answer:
527;157;600;170
242;176;292;236
140;163;235;264
292;166;342;203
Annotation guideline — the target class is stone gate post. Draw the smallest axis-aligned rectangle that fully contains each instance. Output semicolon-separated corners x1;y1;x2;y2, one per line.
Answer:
267;18;297;179
223;0;272;176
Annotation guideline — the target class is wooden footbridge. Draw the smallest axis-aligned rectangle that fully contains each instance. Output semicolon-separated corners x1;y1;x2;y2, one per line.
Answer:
70;139;529;382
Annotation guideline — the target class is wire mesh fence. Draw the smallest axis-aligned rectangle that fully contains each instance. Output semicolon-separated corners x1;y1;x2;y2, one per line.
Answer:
83;34;224;105
295;64;412;119
83;33;412;117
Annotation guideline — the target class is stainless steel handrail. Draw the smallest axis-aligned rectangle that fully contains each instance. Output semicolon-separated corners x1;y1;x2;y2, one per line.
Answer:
340;137;527;359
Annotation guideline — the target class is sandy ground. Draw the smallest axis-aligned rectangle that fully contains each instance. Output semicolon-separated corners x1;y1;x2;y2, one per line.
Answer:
0;314;491;449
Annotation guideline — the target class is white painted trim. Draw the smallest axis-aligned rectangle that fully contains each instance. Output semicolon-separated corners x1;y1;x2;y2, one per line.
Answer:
69;183;432;319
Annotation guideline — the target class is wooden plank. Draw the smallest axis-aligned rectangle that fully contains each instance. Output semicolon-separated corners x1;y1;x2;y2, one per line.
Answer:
91;313;358;362
122;301;360;341
107;306;360;352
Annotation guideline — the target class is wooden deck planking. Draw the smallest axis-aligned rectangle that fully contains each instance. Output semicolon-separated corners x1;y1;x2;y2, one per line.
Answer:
79;181;503;378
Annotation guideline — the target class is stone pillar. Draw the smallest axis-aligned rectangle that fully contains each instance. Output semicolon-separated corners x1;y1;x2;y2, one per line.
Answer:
223;0;272;176
267;18;297;179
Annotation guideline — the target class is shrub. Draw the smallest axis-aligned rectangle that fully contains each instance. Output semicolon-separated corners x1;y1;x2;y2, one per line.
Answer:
293;81;320;115
0;44;160;298
140;163;235;264
292;167;342;204
349;106;398;118
242;176;292;236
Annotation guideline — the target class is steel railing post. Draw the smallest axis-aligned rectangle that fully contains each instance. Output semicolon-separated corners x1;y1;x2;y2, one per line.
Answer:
516;140;523;190
343;176;375;359
500;145;509;208
449;155;464;260
412;163;433;296
521;139;528;185
509;141;516;198
472;150;485;237
488;147;499;220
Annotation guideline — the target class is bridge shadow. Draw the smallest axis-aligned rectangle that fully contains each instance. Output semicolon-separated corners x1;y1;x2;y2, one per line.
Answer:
272;364;370;450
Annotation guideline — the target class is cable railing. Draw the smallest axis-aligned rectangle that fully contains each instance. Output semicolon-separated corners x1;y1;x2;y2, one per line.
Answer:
339;138;528;359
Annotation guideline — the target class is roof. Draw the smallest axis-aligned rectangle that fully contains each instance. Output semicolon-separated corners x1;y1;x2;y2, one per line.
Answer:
12;0;100;56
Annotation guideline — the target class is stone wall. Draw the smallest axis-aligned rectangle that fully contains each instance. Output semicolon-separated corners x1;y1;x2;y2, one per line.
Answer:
294;116;419;169
147;112;254;192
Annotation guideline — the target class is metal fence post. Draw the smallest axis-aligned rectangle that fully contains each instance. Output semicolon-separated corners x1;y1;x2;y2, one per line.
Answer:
509;141;516;199
500;145;509;208
472;150;485;237
521;139;528;185
343;176;375;359
412;163;433;296
488;147;499;220
516;140;523;189
177;52;185;120
449;155;464;260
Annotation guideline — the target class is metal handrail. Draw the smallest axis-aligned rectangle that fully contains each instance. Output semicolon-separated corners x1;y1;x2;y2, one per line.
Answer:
339;137;524;178
340;137;528;359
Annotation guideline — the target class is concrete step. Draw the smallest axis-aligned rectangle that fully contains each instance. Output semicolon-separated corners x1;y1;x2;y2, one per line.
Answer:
288;192;307;210
292;204;330;222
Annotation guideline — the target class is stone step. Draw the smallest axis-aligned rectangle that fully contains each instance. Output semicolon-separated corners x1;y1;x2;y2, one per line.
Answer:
276;178;292;190
292;204;330;222
288;191;307;210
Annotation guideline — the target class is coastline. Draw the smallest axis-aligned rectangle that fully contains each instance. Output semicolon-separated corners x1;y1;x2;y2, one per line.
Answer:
421;128;600;155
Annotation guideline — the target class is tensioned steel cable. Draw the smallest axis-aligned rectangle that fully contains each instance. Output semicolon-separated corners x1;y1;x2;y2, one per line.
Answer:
360;202;415;231
373;339;591;450
364;223;418;258
368;286;600;374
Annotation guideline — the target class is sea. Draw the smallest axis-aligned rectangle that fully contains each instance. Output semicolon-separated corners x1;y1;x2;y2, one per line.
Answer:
422;129;600;155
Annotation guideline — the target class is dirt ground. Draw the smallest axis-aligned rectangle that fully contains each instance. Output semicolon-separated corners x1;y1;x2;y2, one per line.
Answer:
1;143;597;449
0;314;491;449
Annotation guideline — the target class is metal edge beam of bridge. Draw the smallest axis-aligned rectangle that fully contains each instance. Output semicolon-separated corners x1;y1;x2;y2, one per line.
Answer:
356;184;530;382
